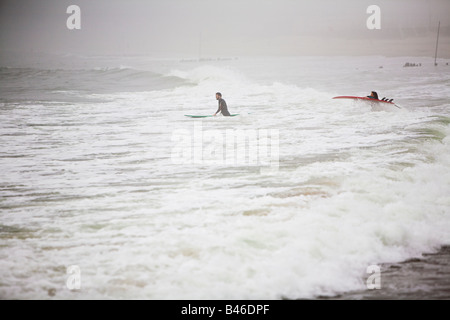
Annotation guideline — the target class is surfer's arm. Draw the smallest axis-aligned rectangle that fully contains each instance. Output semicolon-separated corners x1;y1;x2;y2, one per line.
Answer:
214;103;222;115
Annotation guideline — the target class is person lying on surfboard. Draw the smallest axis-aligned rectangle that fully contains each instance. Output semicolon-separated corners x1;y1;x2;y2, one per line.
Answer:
366;91;394;102
213;92;231;116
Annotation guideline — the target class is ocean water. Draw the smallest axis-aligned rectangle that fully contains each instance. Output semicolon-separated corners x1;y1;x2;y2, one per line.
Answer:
0;54;449;299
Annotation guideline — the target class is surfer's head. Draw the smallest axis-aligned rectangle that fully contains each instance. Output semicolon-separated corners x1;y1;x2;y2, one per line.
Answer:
216;92;222;100
371;91;379;99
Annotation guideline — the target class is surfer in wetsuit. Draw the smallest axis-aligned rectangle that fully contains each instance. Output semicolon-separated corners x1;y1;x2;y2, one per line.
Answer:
367;91;379;100
213;92;231;116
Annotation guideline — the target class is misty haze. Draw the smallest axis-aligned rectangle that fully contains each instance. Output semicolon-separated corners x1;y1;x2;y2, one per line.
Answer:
0;0;449;58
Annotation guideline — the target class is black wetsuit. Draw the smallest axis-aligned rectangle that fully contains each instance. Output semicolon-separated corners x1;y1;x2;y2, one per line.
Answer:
216;98;230;116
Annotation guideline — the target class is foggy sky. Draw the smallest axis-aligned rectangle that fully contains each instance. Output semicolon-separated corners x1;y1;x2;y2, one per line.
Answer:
0;0;449;57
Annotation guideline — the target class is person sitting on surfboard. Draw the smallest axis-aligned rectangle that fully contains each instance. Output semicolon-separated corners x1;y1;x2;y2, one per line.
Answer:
367;91;379;100
213;92;231;116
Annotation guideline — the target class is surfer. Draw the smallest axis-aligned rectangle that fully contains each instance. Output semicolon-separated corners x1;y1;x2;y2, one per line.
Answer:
367;91;379;100
213;92;231;116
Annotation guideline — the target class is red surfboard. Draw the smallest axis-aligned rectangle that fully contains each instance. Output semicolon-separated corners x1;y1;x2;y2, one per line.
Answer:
332;96;395;105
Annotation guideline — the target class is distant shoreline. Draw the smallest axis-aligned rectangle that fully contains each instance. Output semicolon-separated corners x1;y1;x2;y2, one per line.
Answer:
1;49;450;62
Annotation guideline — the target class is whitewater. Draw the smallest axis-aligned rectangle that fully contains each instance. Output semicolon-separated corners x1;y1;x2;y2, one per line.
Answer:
0;54;449;299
